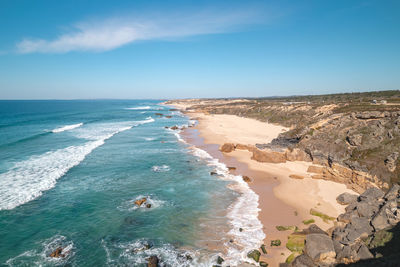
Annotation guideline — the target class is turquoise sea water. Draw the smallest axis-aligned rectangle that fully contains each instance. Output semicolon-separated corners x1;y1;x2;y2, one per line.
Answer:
0;100;263;266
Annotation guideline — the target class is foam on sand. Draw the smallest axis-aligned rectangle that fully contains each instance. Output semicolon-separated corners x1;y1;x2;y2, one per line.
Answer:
186;145;265;265
51;123;83;133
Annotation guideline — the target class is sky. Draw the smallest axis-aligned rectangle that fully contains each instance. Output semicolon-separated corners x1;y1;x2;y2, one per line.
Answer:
0;0;399;99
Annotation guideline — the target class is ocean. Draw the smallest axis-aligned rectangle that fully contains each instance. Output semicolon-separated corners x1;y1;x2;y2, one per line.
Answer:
0;100;264;266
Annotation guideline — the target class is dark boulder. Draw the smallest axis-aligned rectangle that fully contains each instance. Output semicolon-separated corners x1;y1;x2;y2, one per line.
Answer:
291;254;316;267
147;255;159;267
305;234;336;264
336;192;358;205
359;187;384;202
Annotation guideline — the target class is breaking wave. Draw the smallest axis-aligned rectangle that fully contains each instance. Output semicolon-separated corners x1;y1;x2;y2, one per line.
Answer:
52;123;83;133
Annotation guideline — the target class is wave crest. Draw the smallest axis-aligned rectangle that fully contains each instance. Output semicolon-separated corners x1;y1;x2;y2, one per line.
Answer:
52;123;83;133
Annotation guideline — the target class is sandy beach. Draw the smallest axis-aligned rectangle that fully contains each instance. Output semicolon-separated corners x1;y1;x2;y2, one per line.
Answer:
178;109;357;266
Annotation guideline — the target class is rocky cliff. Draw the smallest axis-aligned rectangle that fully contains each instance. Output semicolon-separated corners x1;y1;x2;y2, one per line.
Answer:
167;90;400;191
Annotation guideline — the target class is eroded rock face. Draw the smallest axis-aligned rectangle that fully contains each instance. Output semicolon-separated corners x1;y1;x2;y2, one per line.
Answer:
384;152;399;172
305;234;336;264
285;148;312;162
219;143;235;153
251;148;286;163
346;134;363;146
355;111;386;119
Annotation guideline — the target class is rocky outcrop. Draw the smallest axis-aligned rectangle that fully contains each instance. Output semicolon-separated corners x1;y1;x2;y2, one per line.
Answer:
134;198;147;207
336;192;358;205
290;184;400;266
384;152;399;172
354;111;387;120
251;148;287;163
242;175;252;183
305;234;336;264
147;255;159;267
285;148;312;162
346;134;363;146
219;143;235;153
49;247;65;258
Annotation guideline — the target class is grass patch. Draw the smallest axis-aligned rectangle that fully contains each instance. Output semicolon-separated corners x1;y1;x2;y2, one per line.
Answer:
276;225;298;231
286;234;306;253
302;219;315;225
310;209;335;223
285;253;298;264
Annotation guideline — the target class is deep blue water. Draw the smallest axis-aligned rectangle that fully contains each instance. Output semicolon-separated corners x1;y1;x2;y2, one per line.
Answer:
0;100;248;266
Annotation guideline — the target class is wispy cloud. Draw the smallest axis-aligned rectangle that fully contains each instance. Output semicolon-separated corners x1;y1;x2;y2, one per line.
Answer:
16;10;261;54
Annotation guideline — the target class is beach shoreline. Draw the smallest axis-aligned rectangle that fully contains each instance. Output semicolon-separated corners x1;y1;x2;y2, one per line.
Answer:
171;105;357;266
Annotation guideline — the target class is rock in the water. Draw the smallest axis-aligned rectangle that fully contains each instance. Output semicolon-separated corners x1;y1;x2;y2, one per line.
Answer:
242;175;252;183
155;113;163;116
305;234;336;264
219;143;235;153
228;166;236;171
170;126;179;130
147;255;159;267
165;115;172;118
259;261;268;267
336;192;358;205
216;256;224;264
247;249;261;262
134;198;147;207
271;239;281;246
49;247;64;258
260;244;267;254
210;171;218;175
146;203;152;208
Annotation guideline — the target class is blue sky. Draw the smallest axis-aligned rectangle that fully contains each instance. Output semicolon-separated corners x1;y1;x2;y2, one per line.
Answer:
0;0;399;99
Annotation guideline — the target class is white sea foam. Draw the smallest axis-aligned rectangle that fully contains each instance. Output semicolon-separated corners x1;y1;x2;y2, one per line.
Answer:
125;106;151;110
0;119;155;211
102;239;213;267
151;165;170;172
6;235;74;266
51;123;83;133
187;146;265;266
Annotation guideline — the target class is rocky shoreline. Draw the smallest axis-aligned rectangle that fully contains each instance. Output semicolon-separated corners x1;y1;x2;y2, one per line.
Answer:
236;185;400;267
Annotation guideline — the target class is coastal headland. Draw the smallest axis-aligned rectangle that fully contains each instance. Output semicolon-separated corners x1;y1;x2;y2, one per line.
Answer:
165;91;400;266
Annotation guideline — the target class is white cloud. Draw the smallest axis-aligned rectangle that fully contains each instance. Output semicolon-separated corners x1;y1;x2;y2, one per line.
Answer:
16;10;260;54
